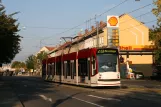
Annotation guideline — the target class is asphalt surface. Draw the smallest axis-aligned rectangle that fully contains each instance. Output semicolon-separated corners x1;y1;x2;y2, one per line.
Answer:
1;76;161;107
121;79;161;88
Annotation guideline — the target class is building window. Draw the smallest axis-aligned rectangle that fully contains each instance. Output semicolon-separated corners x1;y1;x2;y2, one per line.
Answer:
101;37;104;44
99;37;101;44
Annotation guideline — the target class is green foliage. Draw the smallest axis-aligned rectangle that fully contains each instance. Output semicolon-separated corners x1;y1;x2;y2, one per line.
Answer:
11;61;26;69
149;25;161;47
25;55;36;70
36;51;48;62
152;0;161;25
0;7;21;64
11;61;26;73
25;51;48;71
154;49;161;64
151;0;161;64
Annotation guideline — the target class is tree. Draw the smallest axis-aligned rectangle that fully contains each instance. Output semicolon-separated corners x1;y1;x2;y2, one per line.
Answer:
11;61;21;68
11;61;26;73
0;7;21;64
152;0;161;25
25;55;36;70
150;0;161;64
25;51;48;75
36;51;48;62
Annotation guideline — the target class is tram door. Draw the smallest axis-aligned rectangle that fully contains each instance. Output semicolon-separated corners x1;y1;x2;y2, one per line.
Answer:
78;58;87;83
91;56;97;83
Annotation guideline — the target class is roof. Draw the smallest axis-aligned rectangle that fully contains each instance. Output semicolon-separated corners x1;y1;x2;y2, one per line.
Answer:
119;14;126;18
45;46;55;51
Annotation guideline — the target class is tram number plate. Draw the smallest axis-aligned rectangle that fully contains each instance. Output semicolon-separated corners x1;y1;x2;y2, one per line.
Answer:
97;49;117;54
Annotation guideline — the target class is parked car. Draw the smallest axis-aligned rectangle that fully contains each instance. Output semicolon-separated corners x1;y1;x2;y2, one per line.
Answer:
130;67;144;79
18;72;22;75
122;67;144;79
151;65;161;80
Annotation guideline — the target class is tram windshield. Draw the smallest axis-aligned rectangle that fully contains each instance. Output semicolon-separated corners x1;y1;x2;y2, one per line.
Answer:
97;54;117;72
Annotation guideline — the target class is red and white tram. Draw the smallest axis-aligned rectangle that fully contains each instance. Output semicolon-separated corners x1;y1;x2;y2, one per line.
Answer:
42;47;121;87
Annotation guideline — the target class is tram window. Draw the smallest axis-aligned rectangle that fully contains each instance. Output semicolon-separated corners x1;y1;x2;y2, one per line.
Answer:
78;63;81;76
47;65;48;75
87;59;90;80
42;64;46;75
52;63;55;76
70;61;76;78
74;60;76;76
63;63;65;76
47;64;50;75
50;64;52;75
56;62;61;75
78;58;88;76
92;56;96;76
71;62;73;78
67;60;70;76
64;62;67;78
93;57;96;69
58;62;61;75
49;65;51;75
56;63;58;75
62;62;64;76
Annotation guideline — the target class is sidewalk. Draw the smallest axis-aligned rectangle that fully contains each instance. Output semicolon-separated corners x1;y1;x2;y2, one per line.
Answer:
0;79;23;107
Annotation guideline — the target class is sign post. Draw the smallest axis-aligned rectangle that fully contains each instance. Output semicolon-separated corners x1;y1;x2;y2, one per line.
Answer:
107;16;119;48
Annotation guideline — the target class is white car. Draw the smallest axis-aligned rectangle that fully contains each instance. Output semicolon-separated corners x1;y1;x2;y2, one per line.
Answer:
18;72;22;75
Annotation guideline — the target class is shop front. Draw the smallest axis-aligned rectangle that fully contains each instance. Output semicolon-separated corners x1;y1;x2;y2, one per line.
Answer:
119;45;155;78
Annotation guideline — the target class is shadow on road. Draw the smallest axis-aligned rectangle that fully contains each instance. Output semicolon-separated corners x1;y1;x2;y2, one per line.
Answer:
94;90;161;107
51;92;82;107
1;76;161;107
1;76;59;107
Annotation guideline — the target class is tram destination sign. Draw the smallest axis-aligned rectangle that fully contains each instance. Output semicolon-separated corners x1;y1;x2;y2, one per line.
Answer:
97;49;117;54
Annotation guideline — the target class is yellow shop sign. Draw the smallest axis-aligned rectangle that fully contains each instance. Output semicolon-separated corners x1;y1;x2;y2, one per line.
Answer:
119;45;155;50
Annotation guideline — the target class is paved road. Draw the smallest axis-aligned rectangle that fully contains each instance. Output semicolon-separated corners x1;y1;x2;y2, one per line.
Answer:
2;76;161;107
121;79;161;88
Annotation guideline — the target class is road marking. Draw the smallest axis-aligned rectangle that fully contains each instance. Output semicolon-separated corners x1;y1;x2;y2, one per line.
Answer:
72;96;104;107
39;94;52;102
88;95;121;102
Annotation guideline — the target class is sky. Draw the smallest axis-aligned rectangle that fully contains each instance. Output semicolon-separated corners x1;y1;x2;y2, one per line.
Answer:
2;0;157;62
